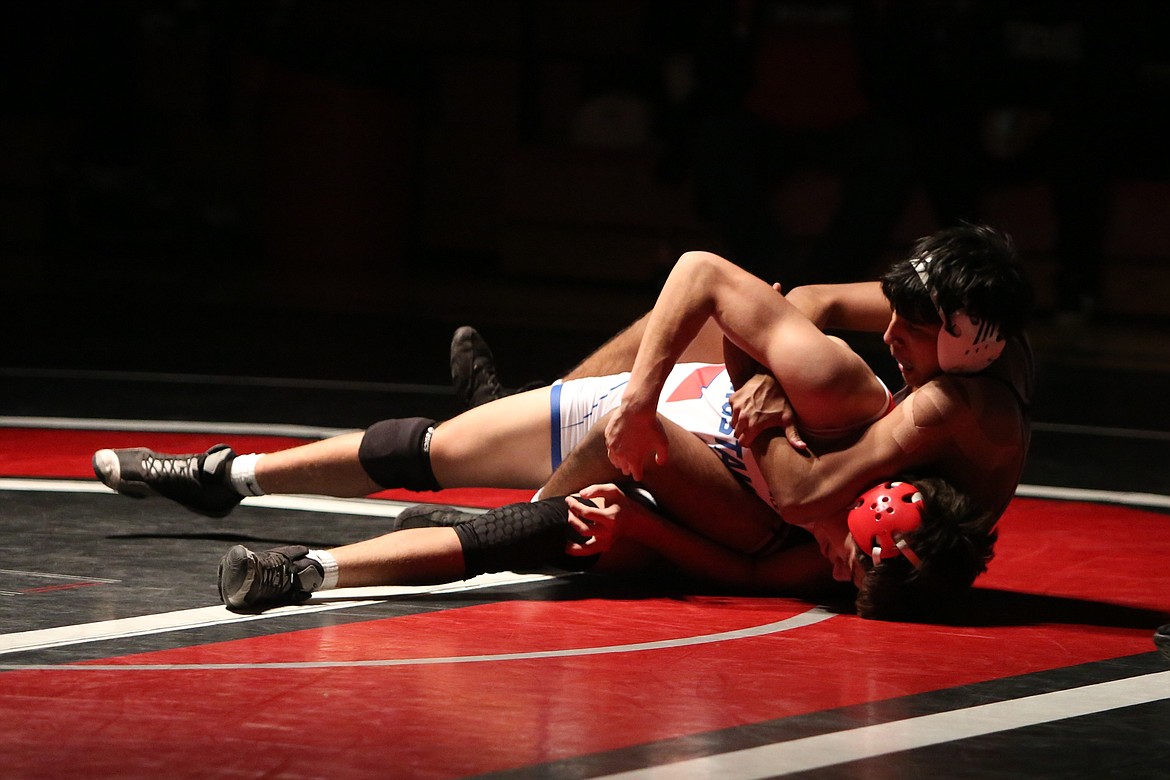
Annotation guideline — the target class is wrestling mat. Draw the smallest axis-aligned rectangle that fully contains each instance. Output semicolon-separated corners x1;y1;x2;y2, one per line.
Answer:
3;423;1169;779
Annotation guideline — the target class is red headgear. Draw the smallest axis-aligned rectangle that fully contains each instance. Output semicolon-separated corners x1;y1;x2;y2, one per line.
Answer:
848;481;924;568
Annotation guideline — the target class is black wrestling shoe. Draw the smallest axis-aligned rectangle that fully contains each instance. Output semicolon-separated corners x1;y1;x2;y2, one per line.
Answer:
390;504;479;531
218;545;323;611
450;325;505;409
92;444;242;518
1155;624;1170;660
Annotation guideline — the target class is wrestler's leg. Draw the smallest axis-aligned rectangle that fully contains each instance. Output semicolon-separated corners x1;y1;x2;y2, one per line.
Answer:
331;527;465;587
222;411;769;606
96;397;547;509
221;497;601;608
250;432;375;496
101;379;575;514
544;411;780;555
222;519;542;608
429;387;553;488
639;416;782;555
254;388;554;496
90;429;378;517
349;499;642;589
634;251;888;431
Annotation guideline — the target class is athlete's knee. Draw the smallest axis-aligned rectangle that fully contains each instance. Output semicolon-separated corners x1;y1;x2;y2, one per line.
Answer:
358;417;440;491
454;497;598;576
426;419;473;474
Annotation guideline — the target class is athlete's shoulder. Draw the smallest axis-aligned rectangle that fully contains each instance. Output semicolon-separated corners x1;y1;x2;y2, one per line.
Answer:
902;377;969;429
908;365;1024;435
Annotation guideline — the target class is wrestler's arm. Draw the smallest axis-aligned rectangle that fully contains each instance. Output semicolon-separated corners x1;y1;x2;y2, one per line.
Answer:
567;488;837;596
550;279;886;383
562;281;886;382
621;252;809;405
785;282;893;332
720;280;892;448
608;252;885;479
760;381;964;525
722;282;888;382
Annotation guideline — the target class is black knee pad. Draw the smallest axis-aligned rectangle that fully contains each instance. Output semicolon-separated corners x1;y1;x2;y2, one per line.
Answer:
454;497;599;576
358;417;440;491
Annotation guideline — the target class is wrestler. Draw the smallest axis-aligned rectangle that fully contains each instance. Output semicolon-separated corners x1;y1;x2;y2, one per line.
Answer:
93;225;1015;617
605;223;1033;582
448;223;1031;592
93;357;914;605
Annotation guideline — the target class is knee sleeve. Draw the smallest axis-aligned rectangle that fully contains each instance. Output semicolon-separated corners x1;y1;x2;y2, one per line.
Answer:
454;497;599;576
358;417;440;491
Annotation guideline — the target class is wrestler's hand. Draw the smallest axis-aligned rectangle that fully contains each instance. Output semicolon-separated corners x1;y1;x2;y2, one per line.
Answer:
729;373;807;450
564;487;620;555
604;401;668;482
565;484;657;555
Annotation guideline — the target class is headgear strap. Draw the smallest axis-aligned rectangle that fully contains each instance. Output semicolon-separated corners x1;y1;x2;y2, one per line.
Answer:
910;254;1004;374
848;481;924;568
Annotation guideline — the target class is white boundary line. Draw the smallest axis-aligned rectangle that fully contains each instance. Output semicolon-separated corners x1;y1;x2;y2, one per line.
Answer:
0;608;835;670
1014;483;1170;510
0;572;554;656
2;478;136;494
591;672;1170;779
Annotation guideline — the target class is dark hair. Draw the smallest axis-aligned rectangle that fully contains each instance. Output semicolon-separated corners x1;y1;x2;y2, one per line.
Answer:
853;476;996;621
880;224;1033;337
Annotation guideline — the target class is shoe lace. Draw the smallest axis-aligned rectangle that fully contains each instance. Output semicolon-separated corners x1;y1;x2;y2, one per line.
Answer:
142;453;201;484
253;551;294;597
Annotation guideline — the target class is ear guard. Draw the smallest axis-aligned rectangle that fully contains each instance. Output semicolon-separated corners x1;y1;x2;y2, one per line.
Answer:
848;481;924;568
910;255;1005;374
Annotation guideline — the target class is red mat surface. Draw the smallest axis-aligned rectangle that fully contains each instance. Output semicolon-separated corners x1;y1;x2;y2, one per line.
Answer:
2;589;1154;778
3;426;1168;778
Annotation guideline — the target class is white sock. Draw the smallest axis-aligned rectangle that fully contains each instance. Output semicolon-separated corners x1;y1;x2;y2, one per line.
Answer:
307;550;340;591
228;453;266;497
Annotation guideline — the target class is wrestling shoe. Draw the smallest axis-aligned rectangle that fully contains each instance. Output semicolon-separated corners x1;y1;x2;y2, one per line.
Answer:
450;325;505;408
1155;624;1170;660
390;503;479;531
218;545;323;611
92;444;241;518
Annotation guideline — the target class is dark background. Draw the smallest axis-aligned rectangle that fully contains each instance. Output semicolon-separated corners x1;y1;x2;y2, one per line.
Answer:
3;0;1170;391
